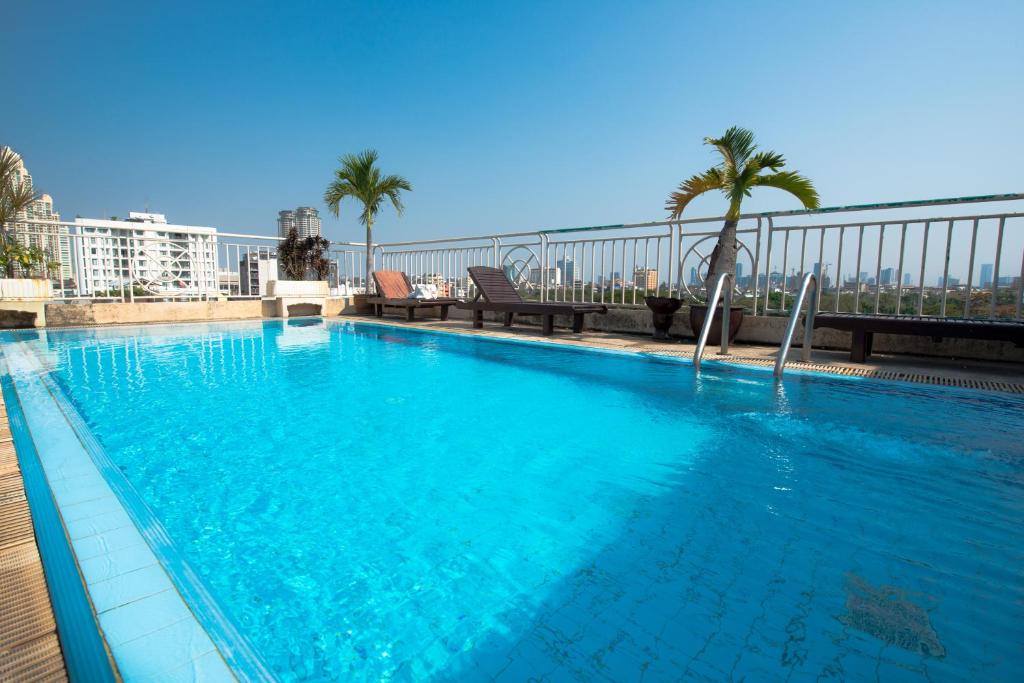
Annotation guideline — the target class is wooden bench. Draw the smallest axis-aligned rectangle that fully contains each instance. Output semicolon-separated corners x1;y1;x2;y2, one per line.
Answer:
812;313;1024;362
456;266;607;335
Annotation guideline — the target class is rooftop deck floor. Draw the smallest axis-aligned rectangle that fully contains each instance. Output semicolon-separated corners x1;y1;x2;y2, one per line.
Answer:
0;392;68;682
340;315;1024;393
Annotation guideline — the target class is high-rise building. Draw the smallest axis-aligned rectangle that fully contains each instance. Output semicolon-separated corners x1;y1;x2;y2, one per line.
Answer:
980;263;994;288
736;262;744;281
277;210;295;237
903;272;912;286
278;207;321;238
880;267;895;286
4;151;72;283
75;213;218;296
689;267;698;286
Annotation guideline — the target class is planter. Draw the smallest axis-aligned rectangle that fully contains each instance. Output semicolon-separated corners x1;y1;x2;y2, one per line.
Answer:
266;280;329;318
643;296;683;340
265;280;329;297
688;305;745;345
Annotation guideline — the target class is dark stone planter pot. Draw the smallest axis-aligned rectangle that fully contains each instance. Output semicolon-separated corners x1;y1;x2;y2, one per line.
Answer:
688;305;745;345
644;296;683;340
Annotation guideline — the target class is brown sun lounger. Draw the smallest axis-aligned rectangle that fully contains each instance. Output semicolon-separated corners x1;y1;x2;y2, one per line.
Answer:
456;266;607;335
368;271;459;321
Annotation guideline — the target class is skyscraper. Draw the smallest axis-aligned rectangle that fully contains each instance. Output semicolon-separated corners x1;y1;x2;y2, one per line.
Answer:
880;267;895;286
980;263;994;288
277;207;322;239
4;150;72;282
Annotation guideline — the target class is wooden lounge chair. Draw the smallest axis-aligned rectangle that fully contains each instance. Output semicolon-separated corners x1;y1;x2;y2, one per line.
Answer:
368;271;459;321
813;313;1024;362
457;266;607;335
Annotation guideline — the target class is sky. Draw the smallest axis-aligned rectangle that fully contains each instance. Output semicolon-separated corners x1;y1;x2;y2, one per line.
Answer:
3;0;1023;263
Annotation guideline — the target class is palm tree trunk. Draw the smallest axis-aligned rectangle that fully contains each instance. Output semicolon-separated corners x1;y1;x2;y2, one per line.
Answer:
706;219;738;292
365;216;374;294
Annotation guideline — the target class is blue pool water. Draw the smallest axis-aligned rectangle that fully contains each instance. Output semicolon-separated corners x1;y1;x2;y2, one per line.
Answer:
4;319;1023;682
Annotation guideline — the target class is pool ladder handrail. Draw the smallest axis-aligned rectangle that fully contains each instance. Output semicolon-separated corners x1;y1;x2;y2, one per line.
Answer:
693;272;734;372
774;272;818;378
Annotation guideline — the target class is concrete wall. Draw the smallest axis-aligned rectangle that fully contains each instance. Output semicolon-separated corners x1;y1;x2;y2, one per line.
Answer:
44;297;358;328
441;305;1024;363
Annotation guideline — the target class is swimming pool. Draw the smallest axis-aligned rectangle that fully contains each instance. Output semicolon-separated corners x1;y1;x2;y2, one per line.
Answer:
3;319;1022;681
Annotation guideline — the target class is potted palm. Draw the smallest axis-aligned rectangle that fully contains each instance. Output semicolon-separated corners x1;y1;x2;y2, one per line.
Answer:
324;149;411;313
666;127;819;344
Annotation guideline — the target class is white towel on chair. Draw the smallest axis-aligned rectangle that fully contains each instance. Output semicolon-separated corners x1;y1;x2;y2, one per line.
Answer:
409;284;438;299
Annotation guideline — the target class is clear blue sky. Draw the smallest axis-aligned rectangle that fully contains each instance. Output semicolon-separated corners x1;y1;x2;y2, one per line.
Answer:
3;0;1022;247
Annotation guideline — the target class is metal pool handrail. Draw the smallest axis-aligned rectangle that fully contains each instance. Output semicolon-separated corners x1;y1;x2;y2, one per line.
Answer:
774;273;819;378
693;272;734;372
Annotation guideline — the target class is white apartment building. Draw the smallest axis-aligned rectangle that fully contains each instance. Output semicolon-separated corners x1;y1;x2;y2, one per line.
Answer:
75;212;218;297
5;152;72;282
278;207;321;238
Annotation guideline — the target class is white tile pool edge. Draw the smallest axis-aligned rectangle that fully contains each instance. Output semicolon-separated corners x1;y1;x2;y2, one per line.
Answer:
1;341;273;682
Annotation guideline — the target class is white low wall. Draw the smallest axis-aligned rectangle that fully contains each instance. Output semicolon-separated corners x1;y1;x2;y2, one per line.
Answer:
45;297;356;327
0;278;53;300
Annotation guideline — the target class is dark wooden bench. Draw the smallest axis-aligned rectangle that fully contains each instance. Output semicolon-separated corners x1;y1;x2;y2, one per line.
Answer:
456;266;607;335
367;271;459;321
813;313;1024;362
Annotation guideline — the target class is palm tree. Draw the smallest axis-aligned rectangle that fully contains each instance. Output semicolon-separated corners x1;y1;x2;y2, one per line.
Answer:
0;146;40;239
324;150;411;293
666;126;819;290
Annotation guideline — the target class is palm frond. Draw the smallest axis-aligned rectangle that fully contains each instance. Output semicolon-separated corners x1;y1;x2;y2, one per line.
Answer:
704;126;756;171
749;150;785;172
665;167;724;219
751;170;821;209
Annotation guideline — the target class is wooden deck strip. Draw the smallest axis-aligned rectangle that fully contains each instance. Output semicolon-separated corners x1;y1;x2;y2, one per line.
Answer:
0;393;68;682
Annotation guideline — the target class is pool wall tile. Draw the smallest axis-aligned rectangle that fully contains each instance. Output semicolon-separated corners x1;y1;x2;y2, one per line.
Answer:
99;588;193;646
88;564;175;613
79;542;158;584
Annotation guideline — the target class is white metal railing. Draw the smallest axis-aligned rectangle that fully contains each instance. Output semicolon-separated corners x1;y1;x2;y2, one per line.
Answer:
6;217;366;302
374;193;1024;320
7;193;1022;319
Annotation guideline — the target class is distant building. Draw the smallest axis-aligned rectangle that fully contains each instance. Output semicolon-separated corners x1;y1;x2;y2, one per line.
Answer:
980;263;994;288
75;212;218;296
736;262;744;281
239;250;279;296
937;275;961;288
557;258;582;285
278;207;321;238
903;272;912;286
633;268;658;290
880;267;895;286
689;267;699;286
4;150;72;282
